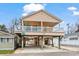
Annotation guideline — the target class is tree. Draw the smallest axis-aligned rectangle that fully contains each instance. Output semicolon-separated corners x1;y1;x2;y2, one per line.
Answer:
66;23;70;34
0;24;8;32
75;24;79;32
9;18;21;34
9;18;17;34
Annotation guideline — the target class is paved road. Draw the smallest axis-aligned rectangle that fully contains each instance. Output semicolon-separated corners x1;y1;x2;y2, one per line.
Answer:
1;51;79;56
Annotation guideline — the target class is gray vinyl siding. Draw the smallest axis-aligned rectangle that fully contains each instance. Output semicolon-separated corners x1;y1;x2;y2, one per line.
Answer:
61;32;79;46
0;37;15;50
61;36;79;46
0;31;15;50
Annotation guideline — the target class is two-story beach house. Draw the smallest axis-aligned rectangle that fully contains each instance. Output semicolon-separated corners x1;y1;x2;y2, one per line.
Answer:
14;10;64;49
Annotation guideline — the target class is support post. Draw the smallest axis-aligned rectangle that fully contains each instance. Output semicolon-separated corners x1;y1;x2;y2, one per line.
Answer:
37;37;39;46
58;36;61;49
43;37;44;47
22;37;24;48
41;21;43;32
39;36;44;49
34;38;36;46
41;36;44;49
52;37;54;47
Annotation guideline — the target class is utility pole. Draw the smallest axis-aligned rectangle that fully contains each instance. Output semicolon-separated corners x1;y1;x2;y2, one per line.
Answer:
67;23;70;34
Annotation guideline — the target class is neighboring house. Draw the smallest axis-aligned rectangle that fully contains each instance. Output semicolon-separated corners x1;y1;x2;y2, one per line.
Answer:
61;32;79;46
0;31;15;50
14;10;64;49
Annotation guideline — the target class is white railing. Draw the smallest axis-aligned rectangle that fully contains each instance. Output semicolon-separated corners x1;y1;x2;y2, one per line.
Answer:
23;26;41;32
22;26;64;33
53;27;64;32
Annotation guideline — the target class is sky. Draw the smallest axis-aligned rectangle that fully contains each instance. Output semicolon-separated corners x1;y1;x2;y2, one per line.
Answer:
0;3;79;31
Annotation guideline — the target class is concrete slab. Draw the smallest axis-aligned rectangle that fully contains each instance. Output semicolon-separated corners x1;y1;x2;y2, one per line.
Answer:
61;45;79;51
14;46;68;54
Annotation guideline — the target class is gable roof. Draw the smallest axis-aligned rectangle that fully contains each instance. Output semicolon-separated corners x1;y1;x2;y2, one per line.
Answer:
0;31;14;38
22;10;62;23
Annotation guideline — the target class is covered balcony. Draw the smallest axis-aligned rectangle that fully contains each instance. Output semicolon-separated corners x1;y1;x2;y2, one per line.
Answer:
14;21;64;36
23;26;63;32
22;26;64;36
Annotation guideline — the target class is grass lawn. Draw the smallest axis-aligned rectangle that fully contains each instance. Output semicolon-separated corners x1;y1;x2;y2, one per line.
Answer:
0;50;15;54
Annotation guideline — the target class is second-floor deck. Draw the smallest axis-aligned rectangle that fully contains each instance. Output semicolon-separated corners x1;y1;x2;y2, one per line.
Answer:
14;26;64;36
23;26;64;36
23;26;63;32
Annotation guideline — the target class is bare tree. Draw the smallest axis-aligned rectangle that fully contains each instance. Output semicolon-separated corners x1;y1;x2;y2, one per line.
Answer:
66;23;70;34
9;18;22;34
9;18;17;34
75;23;79;32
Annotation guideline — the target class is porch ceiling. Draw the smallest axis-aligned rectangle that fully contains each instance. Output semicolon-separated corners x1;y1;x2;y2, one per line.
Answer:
23;21;58;27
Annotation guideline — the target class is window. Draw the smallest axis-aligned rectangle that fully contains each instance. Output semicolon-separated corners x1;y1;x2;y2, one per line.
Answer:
69;37;78;40
1;38;3;43
0;38;1;43
25;26;31;32
32;26;37;32
7;38;9;42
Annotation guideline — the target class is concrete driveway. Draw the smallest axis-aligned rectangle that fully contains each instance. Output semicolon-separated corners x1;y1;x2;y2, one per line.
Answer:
14;45;79;54
61;45;79;51
2;45;79;56
14;46;68;54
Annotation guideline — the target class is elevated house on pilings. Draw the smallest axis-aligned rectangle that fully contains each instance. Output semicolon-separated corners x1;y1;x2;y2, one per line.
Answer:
14;10;64;49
